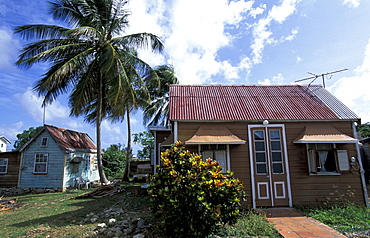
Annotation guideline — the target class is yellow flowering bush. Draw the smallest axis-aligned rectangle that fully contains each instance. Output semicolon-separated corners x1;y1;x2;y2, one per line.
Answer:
148;141;247;237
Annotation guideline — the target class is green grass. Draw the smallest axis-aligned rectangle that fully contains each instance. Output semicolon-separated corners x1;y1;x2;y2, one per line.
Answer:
214;210;281;238
0;185;150;238
297;205;370;233
1;187;281;237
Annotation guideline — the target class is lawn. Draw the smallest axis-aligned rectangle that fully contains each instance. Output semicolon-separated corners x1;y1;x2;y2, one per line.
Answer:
297;204;370;235
1;185;279;238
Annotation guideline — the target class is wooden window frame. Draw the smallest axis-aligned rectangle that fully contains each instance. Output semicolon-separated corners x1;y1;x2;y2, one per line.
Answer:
306;143;347;175
0;158;8;174
201;144;228;172
34;153;48;174
40;137;48;147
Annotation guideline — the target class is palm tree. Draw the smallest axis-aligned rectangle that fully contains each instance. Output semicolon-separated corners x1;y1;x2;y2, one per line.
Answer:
143;64;179;127
107;55;153;181
14;0;163;184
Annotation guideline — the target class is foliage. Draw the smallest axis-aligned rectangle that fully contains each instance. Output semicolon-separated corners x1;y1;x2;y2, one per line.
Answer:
13;126;42;150
133;131;154;159
214;210;280;237
143;64;179;126
357;122;370;138
14;0;163;184
297;205;370;233
102;144;126;179
148;141;247;238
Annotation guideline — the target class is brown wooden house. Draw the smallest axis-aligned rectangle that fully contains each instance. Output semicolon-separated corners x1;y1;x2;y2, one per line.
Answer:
0;151;21;187
151;85;368;208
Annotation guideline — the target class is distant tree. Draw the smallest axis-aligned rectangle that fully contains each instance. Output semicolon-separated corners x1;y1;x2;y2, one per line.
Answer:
13;126;42;150
357;122;370;138
143;64;179;127
133;131;154;159
102;144;126;179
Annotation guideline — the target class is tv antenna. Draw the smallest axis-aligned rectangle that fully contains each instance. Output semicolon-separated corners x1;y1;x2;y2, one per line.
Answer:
295;68;348;88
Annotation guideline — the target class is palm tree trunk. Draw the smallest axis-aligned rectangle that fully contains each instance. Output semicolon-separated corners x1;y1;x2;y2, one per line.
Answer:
97;75;109;184
122;110;131;181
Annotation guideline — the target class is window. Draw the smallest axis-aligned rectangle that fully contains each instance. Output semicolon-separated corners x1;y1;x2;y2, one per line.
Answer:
72;163;80;173
40;137;48;147
85;155;91;171
0;158;8;173
34;153;48;173
90;157;98;170
201;144;228;172
307;144;349;174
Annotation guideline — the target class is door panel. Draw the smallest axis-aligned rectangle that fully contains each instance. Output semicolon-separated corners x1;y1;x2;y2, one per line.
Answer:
250;126;290;207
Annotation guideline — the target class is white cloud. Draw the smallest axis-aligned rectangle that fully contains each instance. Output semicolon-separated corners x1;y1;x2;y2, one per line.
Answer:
14;87;69;124
249;3;266;18
0;27;21;72
127;0;256;84
251;0;301;64
328;38;370;123
0;121;25;146
258;73;285;85
296;56;302;63
343;0;360;8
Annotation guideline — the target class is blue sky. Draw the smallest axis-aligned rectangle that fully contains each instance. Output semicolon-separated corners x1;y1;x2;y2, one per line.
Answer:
0;0;369;152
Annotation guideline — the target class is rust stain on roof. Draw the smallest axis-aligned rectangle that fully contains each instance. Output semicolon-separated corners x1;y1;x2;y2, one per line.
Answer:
169;85;358;121
45;125;97;152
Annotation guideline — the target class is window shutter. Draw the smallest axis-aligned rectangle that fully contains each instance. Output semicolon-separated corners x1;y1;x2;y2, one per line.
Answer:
337;150;350;171
215;151;227;172
308;148;317;174
202;151;213;160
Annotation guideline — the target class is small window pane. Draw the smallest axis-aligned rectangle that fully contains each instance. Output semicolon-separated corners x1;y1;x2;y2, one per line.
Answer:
255;142;265;151
273;163;283;173
270;130;280;140
272;152;282;162
254;131;264;140
210;144;217;150
256;152;266;162
256;164;267;174
271;141;281;150
35;164;46;173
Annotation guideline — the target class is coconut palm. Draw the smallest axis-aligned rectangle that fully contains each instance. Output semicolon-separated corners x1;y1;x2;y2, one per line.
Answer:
143;64;179;127
14;0;163;184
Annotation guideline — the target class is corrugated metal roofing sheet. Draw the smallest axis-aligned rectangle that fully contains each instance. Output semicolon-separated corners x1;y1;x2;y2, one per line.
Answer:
45;125;97;152
308;86;359;120
169;85;360;121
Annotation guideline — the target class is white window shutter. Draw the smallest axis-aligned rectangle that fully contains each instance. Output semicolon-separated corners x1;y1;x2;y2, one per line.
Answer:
337;150;350;171
202;151;213;160
215;151;227;172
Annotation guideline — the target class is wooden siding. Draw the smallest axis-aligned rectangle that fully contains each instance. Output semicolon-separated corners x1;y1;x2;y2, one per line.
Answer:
284;121;364;205
63;152;99;187
177;121;365;207
19;130;65;188
0;151;21;187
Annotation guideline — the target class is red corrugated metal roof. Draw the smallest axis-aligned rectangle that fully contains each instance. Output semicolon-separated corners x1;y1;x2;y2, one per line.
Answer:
169;85;346;121
45;125;97;151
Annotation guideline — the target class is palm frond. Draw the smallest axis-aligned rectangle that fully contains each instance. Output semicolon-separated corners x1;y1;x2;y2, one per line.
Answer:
14;24;69;40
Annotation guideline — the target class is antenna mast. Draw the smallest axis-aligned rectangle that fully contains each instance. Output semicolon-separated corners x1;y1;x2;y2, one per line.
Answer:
295;69;348;88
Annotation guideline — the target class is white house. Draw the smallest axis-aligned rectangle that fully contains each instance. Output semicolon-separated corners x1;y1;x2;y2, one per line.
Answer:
0;136;11;152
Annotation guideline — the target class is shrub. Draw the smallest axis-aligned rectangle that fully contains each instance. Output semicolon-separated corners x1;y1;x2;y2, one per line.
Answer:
148;141;247;237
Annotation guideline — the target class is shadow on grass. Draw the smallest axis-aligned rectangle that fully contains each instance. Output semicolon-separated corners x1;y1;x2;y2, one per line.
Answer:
10;192;126;228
